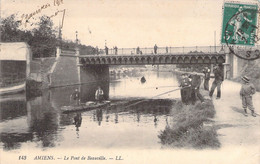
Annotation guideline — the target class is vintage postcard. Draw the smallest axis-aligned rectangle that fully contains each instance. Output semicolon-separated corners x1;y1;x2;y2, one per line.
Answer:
0;0;260;163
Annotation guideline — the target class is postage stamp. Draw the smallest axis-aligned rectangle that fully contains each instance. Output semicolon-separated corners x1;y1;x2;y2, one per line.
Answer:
221;3;258;46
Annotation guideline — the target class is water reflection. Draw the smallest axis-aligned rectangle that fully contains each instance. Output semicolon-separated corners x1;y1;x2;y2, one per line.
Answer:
1;71;179;150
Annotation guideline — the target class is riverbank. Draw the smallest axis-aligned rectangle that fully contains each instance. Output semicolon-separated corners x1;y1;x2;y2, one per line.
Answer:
159;90;219;149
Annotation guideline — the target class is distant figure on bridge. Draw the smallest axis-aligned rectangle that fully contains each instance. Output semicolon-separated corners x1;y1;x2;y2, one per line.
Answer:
209;64;224;99
240;76;256;117
166;46;168;53
202;66;211;91
136;47;140;54
105;46;109;55
96;46;99;55
114;46;118;55
154;44;158;54
70;89;80;106
179;73;191;105
95;86;104;103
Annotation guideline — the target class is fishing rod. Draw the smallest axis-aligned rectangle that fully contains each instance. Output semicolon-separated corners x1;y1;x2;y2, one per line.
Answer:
123;86;190;109
143;85;180;89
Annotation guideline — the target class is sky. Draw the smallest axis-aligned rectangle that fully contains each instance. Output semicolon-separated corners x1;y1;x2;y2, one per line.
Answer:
1;0;259;48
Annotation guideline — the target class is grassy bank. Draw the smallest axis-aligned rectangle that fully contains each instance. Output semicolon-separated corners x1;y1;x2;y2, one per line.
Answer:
158;99;220;149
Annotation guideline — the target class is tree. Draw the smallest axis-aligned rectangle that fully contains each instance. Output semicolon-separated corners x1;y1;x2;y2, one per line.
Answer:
31;16;57;58
0;14;22;42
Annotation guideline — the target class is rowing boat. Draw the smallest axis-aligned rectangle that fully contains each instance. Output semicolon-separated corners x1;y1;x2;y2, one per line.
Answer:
61;101;111;113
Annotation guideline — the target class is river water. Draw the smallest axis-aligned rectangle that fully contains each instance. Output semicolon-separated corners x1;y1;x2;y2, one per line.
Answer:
0;70;181;151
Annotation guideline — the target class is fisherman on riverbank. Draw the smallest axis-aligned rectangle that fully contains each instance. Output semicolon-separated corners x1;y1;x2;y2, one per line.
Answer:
209;64;224;99
190;73;204;104
179;73;191;105
95;86;104;103
70;89;80;105
202;66;211;91
240;76;256;117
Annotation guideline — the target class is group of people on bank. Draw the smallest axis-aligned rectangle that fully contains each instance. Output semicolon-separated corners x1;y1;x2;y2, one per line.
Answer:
179;63;256;117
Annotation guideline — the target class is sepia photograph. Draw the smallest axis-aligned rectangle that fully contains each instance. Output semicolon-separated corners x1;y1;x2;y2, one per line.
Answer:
0;0;260;163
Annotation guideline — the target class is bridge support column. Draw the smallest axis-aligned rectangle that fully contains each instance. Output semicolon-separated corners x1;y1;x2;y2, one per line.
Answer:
224;53;231;79
232;54;238;78
80;65;109;85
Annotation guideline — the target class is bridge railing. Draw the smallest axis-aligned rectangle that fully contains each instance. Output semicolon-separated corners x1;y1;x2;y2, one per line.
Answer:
96;46;229;56
84;45;260;56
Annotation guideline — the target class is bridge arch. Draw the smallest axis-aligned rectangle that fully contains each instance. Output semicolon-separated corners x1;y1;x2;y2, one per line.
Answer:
141;57;146;64
101;58;106;64
204;56;210;63
211;57;217;64
135;57;139;64
107;58;112;64
96;58;101;64
153;57;158;63
171;57;177;63
91;58;95;64
159;57;164;64
191;56;197;64
129;57;134;64
217;56;225;63
177;57;184;63
165;57;170;63
197;56;203;64
184;57;190;63
118;57;122;64
147;57;152;64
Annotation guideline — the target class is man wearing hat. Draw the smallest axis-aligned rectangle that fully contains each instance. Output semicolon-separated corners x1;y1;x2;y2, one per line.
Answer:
209;64;224;99
240;76;256;117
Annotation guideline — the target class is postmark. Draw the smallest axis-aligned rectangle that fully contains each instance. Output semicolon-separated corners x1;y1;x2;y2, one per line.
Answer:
221;2;260;60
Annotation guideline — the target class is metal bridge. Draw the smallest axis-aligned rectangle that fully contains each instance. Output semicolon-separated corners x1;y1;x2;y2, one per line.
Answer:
59;45;254;65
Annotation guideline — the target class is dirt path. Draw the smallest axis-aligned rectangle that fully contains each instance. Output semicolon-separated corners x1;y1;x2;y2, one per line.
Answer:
210;80;260;163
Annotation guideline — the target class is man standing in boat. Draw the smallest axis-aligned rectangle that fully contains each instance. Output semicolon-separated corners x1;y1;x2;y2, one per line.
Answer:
95;86;104;103
70;89;80;106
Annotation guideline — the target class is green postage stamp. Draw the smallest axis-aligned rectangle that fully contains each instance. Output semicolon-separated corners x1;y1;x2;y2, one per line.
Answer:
221;3;258;46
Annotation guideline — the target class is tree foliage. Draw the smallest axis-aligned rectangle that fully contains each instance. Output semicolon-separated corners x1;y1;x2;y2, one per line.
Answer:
1;15;95;58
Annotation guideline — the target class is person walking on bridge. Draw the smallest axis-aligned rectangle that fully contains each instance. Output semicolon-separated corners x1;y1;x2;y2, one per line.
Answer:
114;46;118;55
240;76;256;117
136;47;140;54
202;66;211;91
154;44;158;54
105;46;109;55
209;64;224;99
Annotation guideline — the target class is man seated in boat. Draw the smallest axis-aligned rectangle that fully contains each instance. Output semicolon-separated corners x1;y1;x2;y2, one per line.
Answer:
95;86;104;104
70;89;80;106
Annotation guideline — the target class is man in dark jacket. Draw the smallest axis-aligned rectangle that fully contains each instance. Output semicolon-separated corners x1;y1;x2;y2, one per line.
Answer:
209;64;224;99
179;73;192;105
202;66;211;91
190;74;204;104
